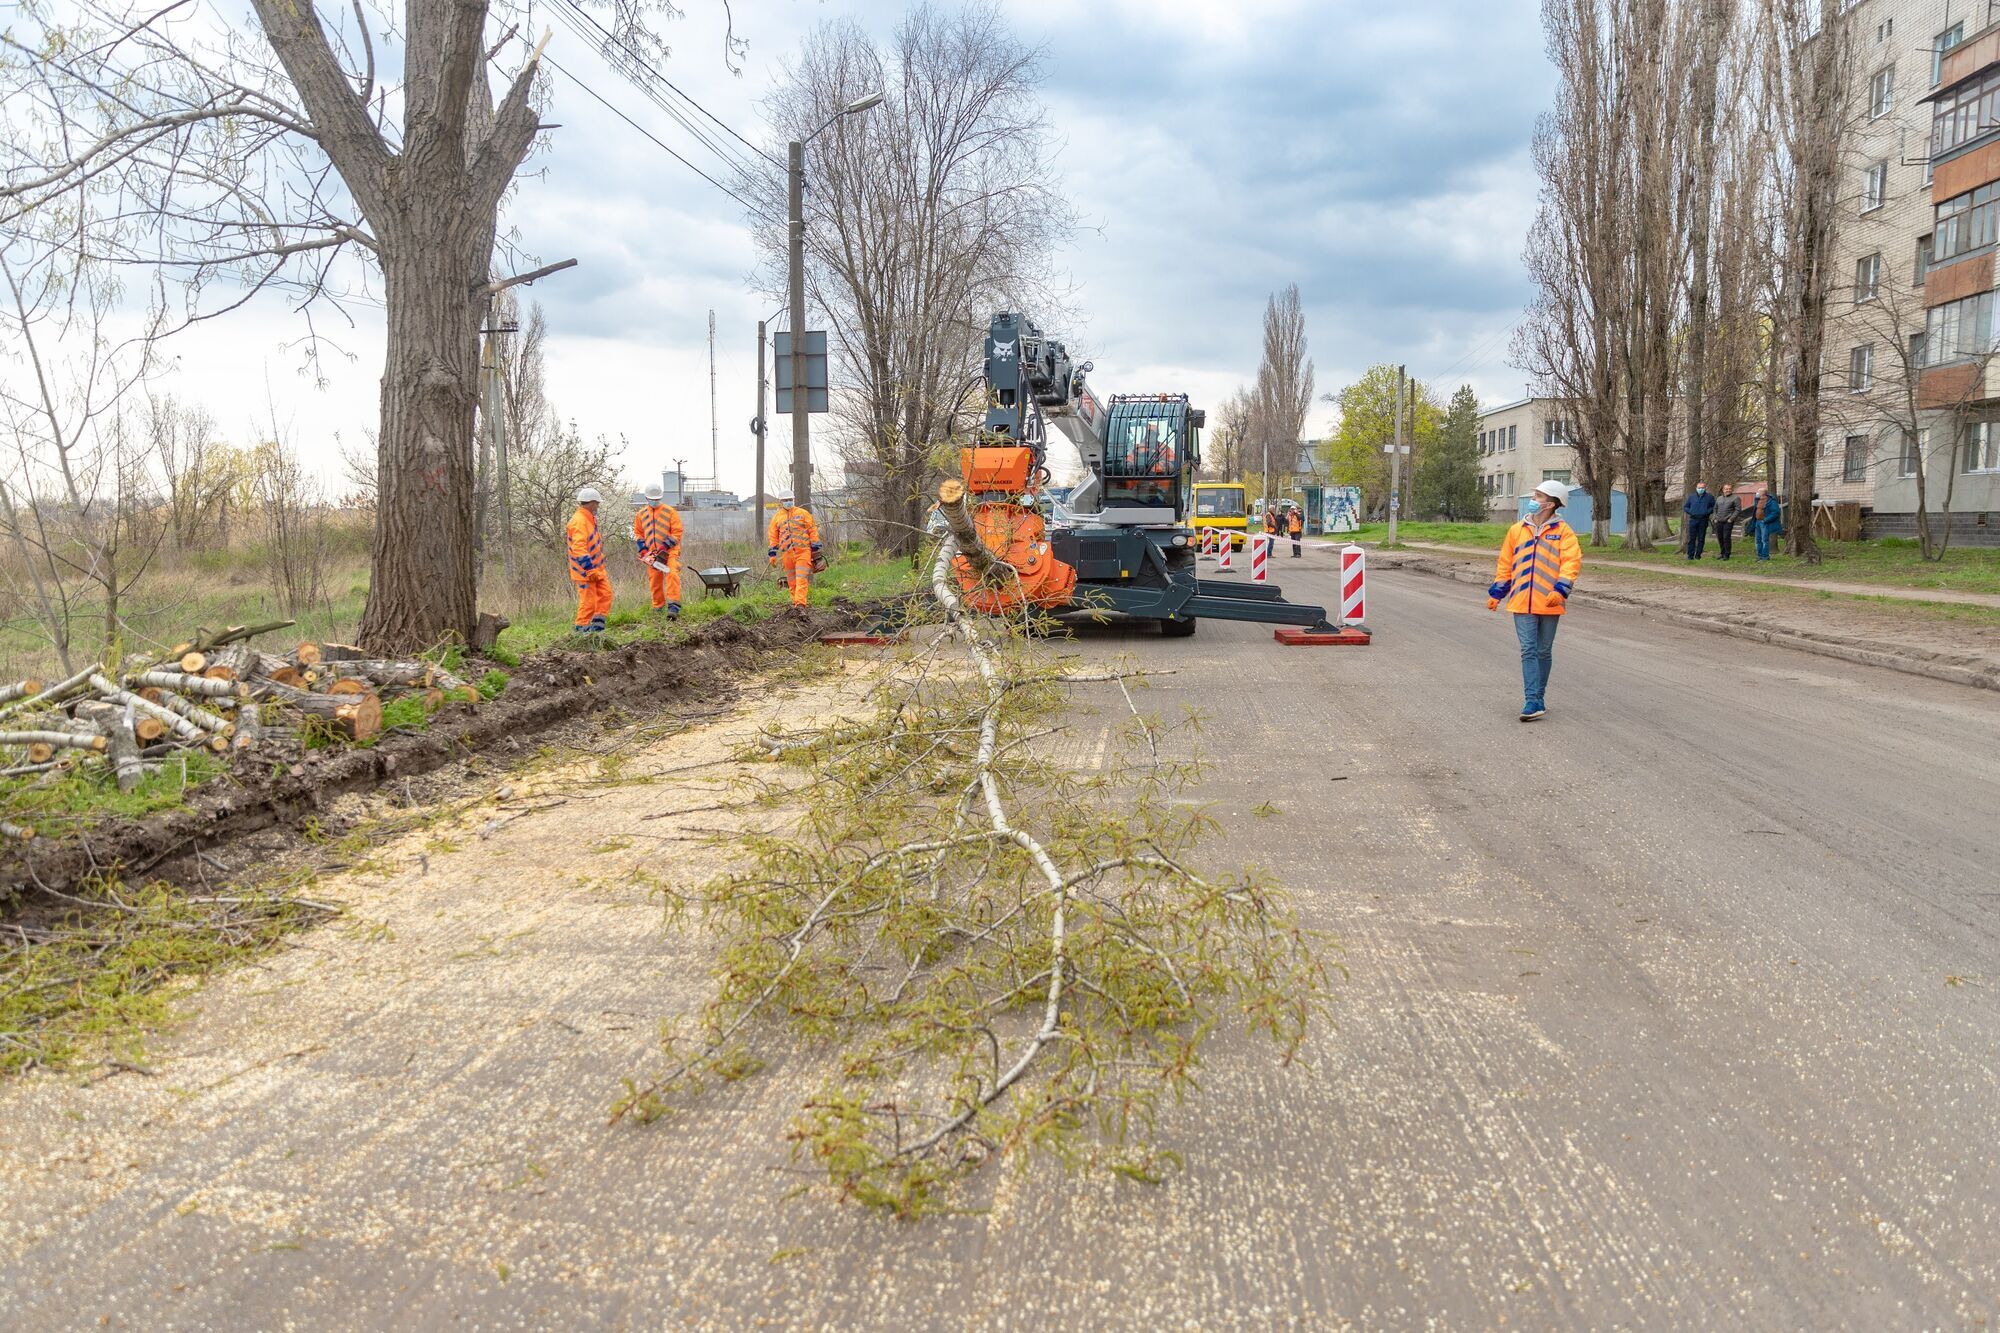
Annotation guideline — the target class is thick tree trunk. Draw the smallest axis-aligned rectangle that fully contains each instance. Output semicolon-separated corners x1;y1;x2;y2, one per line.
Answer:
357;228;488;654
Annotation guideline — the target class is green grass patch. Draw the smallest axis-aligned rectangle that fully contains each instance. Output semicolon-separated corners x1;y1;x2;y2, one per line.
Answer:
477;669;509;700
0;748;226;833
1;877;326;1074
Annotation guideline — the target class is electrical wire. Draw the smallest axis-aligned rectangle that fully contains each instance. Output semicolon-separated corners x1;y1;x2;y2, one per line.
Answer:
540;51;774;222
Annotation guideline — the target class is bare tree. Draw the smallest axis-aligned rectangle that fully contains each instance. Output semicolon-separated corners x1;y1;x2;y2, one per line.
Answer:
0;0;688;649
149;395;244;550
1251;285;1315;491
1204;387;1254;482
0;239;167;673
247;438;334;617
1757;0;1852;563
746;3;1076;555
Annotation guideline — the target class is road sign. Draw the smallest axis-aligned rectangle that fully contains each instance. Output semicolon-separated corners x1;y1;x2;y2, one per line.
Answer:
774;331;829;413
1381;444;1410;455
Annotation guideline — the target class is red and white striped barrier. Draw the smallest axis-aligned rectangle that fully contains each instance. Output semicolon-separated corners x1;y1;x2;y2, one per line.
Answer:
1339;544;1366;627
1251;534;1271;583
1214;535;1234;571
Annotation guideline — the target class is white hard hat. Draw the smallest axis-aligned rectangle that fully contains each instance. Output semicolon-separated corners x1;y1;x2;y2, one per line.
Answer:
577;486;602;504
776;487;795;503
644;483;664;501
1533;479;1569;505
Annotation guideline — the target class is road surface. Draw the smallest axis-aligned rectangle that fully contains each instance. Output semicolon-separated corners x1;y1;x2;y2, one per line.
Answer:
1;558;1995;1328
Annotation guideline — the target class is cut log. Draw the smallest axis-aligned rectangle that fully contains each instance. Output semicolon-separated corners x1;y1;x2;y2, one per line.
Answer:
104;717;143;793
267;665;304;688
74;700;165;744
294;642;322;666
254;679;381;742
1;728;108;753
179;651;208;674
420;688;445;711
315;642;369;663
0;820;34;841
233;702;263;750
429;666;483;704
320;659;436;690
153;690;235;737
89;674;210;745
471;613;510;653
0;666;95;721
0;761;59;778
202;643;255;682
129;670;242;699
0;678;45;706
324;678;370;697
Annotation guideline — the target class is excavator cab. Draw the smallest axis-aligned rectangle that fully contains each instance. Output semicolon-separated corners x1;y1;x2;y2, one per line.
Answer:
1100;395;1200;527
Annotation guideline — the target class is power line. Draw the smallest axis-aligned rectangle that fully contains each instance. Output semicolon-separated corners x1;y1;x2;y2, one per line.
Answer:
540;51;772;221
548;0;776;170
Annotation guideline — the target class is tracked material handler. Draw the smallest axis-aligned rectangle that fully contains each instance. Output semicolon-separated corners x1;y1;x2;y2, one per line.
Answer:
943;312;1337;637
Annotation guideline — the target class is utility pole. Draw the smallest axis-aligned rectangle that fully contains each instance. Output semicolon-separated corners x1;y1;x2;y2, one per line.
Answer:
671;457;688;507
1389;364;1406;547
788;138;810;509
707;309;719;493
755;320;768;541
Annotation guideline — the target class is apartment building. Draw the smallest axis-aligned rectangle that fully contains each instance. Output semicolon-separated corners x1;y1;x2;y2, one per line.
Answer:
1475;397;1581;521
1825;0;2000;543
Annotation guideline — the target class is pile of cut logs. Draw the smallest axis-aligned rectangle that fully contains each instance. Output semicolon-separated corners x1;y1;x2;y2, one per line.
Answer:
0;622;483;835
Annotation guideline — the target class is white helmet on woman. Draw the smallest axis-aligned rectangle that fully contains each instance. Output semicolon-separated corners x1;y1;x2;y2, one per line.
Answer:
1532;479;1569;506
577;486;603;504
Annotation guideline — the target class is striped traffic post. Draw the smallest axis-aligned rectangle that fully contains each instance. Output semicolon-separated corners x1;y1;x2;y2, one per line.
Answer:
1339;544;1367;628
1251;534;1270;583
1214;533;1234;571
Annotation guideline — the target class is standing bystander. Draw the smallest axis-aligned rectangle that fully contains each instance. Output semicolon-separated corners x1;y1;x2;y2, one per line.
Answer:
1682;482;1715;559
1712;483;1741;560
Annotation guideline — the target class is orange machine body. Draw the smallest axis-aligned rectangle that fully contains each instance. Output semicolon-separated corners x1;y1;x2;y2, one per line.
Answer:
960;446;1036;494
951;501;1077;614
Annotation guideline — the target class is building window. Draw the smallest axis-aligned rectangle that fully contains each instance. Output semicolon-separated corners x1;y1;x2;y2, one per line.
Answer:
1935;22;1964;86
1862;161;1887;212
1900;429;1923;478
1854;252;1881;302
1843;434;1869;482
1508;424;1517;450
1848;345;1873;392
1870;66;1895;119
1541;470;1573;485
1915;233;1934;285
1506;472;1516;496
1934;182;2000;263
1925;290;1995;363
1931;66;2000;160
1965;421;2000;473
1910;330;1928;368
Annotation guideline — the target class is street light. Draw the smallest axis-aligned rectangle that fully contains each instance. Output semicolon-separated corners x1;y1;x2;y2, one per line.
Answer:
788;89;884;510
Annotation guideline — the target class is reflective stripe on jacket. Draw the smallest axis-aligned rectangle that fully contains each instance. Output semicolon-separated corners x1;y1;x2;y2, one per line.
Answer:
566;505;605;583
1492;517;1582;615
767;505;820;554
632;503;682;555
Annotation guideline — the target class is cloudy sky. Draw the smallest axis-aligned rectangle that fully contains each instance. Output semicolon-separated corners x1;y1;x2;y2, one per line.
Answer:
156;0;1552;496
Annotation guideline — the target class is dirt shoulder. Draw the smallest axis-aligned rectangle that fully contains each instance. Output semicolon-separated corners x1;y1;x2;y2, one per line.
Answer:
1375;547;2000;692
0;605;855;905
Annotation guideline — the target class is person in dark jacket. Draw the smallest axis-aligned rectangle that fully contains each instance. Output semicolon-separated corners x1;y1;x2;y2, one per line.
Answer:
1748;487;1783;561
1712;483;1741;560
1682;482;1716;559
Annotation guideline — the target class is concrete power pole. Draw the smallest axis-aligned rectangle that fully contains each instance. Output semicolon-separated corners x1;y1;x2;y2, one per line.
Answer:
1389;364;1406;547
755;319;768;544
707;309;718;492
787;139;811;509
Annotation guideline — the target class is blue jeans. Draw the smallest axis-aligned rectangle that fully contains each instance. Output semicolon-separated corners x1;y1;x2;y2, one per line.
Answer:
1513;613;1560;710
1754;526;1773;560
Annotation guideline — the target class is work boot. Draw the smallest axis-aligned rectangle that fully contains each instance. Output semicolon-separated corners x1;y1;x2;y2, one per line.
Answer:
667;602;681;620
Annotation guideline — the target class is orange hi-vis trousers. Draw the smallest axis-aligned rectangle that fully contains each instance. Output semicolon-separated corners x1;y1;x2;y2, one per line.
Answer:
573;569;612;628
644;554;681;609
779;548;813;606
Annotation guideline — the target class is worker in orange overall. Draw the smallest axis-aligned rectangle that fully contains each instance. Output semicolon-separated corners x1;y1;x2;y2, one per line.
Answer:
766;487;822;607
631;482;683;618
566;486;612;634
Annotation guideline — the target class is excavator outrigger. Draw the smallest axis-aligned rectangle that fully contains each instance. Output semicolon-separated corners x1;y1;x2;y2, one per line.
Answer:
944;312;1337;637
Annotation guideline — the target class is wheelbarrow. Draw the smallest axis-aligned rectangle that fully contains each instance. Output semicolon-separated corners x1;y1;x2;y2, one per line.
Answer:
695;565;753;598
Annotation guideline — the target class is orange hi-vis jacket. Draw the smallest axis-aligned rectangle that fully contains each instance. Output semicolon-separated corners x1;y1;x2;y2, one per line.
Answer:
767;504;820;555
566;505;605;584
632;503;682;559
1489;515;1582;615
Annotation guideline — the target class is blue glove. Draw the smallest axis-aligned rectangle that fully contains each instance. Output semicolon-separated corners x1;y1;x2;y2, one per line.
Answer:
660;536;677;551
767;545;779;558
1554;579;1573;599
1487;581;1509;601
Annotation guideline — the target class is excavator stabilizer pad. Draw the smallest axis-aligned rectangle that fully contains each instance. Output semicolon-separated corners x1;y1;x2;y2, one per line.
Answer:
1273;626;1371;646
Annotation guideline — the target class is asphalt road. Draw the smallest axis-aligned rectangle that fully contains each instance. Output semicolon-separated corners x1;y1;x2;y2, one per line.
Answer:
2;556;1995;1328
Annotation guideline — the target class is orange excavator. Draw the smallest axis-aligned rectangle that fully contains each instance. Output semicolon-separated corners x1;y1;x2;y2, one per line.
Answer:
942;313;1335;638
